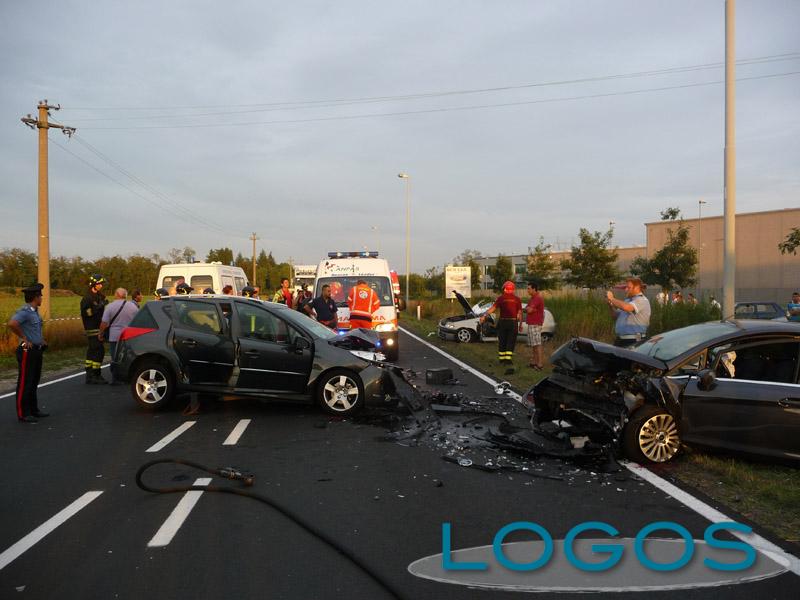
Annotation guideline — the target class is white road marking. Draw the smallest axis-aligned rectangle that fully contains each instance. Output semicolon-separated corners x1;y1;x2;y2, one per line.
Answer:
399;327;522;400
624;461;800;576
0;491;103;571
145;421;196;453
147;478;211;548
0;365;110;399
399;328;800;576
222;419;251;445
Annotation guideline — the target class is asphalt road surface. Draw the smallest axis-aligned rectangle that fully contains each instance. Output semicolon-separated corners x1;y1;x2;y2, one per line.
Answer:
0;331;797;599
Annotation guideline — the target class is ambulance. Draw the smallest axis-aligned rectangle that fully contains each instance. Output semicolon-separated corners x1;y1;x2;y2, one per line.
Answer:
314;252;400;360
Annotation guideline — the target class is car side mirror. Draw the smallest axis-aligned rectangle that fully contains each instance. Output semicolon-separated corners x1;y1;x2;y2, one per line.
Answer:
293;337;311;353
697;369;717;392
396;297;406;312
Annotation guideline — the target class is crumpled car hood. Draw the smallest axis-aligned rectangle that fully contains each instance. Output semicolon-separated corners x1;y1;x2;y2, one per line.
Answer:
550;337;668;375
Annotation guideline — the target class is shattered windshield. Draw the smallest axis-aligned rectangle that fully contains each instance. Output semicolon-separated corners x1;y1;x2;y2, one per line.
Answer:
633;322;736;362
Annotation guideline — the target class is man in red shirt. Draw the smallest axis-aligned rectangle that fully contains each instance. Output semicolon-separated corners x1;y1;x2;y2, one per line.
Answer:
272;278;294;308
525;281;545;370
479;280;523;374
347;280;380;330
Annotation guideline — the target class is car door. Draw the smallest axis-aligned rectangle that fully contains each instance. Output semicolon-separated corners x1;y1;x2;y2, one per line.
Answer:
171;299;235;386
233;302;313;393
680;339;800;459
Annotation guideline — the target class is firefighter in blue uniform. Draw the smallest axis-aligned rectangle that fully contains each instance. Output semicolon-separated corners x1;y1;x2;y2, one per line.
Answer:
6;283;49;422
81;274;108;384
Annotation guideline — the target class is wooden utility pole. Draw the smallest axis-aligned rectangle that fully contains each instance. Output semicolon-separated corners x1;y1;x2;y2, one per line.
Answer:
249;232;259;285
20;101;75;320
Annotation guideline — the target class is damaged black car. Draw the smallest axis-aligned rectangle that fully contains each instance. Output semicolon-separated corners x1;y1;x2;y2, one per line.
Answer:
528;320;800;464
113;296;391;415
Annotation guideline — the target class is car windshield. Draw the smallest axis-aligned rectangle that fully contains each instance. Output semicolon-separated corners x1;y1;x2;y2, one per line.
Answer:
632;321;736;362
315;276;394;308
276;305;338;340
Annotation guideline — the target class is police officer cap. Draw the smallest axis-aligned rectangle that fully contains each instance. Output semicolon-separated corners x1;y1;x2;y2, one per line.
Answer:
22;283;44;295
89;274;106;286
175;282;194;295
154;287;169;299
241;285;256;297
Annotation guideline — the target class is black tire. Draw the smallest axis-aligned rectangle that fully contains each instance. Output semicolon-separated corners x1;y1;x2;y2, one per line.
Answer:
456;328;476;343
316;369;364;416
131;360;176;410
623;405;682;464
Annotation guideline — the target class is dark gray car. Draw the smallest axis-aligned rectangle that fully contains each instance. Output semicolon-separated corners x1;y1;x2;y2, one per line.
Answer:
528;320;800;464
112;296;392;415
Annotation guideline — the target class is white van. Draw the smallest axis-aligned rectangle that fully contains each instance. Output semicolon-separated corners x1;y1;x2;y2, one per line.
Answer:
156;263;249;295
314;252;400;360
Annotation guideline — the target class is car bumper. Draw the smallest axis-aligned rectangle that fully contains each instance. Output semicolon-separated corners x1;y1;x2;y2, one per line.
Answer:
437;325;459;341
361;365;393;404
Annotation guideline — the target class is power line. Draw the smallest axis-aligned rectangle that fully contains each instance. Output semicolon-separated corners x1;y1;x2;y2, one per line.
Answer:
49;135;249;239
77;70;800;131
70;134;246;237
63;52;800;114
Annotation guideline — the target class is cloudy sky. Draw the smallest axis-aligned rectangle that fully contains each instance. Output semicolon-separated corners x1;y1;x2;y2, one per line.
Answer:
1;1;798;273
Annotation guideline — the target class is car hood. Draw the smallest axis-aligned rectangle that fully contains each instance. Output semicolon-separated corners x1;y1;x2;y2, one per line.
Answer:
550;337;668;375
452;291;476;316
328;328;382;351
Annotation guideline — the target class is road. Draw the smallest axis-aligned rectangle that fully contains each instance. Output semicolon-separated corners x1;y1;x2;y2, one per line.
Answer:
0;330;797;599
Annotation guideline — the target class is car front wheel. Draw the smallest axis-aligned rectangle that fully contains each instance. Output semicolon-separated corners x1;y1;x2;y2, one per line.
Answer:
316;369;364;415
456;328;476;343
131;360;175;410
624;406;681;463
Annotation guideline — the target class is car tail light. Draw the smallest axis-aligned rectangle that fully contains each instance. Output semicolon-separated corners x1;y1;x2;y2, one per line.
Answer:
119;327;156;342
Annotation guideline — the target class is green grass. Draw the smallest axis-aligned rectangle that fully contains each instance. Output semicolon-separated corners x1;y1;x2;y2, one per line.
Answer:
0;295;82;321
0;345;90;381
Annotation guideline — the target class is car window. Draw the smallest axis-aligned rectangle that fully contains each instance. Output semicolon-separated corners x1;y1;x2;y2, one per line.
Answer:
190;275;214;291
670;351;707;375
315;276;394;307
237;302;290;343
234;277;246;293
711;341;799;384
173;300;222;334
161;275;185;289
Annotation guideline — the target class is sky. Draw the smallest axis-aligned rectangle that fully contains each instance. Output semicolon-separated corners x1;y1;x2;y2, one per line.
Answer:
1;0;798;274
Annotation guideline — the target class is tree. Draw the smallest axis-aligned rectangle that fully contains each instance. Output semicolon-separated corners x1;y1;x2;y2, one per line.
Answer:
560;228;621;289
660;207;681;221
630;212;697;292
488;255;513;292
424;266;445;296
0;248;37;287
526;238;562;289
451;249;483;289
166;247;196;264
779;227;800;255
206;247;234;264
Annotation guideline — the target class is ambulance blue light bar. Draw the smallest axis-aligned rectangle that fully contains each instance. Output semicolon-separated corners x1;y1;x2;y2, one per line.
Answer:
327;251;379;258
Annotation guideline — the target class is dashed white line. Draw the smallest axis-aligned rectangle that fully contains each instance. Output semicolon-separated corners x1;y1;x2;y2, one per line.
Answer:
147;478;211;547
0;365;110;400
145;421;196;453
223;419;251;445
399;328;800;575
0;491;103;571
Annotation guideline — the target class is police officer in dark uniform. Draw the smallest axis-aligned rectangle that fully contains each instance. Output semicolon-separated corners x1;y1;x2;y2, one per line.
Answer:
6;283;49;422
81;274;108;384
241;285;257;298
154;287;169;300
175;282;194;295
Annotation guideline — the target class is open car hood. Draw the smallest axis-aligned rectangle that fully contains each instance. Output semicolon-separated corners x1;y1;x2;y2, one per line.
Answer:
328;328;381;350
550;337;668;375
452;291;476;317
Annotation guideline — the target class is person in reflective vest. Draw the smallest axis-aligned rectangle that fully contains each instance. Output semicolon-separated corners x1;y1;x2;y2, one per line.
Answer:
347;280;380;330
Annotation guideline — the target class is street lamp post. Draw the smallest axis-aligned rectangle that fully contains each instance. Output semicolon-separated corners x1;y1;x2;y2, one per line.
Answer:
698;200;707;294
398;173;411;306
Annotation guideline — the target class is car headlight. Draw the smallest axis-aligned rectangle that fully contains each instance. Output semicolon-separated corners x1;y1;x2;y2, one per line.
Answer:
374;323;396;332
350;350;386;362
445;322;456;328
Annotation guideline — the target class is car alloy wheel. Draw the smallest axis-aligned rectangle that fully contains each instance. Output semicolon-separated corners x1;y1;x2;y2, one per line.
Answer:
637;412;680;463
318;370;363;415
132;362;174;410
456;328;475;343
